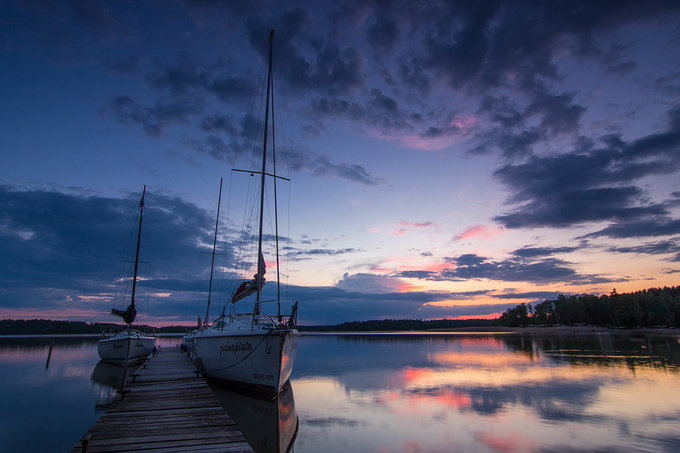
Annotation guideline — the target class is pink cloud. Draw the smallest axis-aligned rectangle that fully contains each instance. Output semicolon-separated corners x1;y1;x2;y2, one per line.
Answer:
454;225;501;241
369;115;481;151
391;221;434;236
336;272;420;293
369;257;454;283
399;221;433;228
449;114;479;132
374;131;458;151
388;259;451;274
0;307;104;320
368;263;392;274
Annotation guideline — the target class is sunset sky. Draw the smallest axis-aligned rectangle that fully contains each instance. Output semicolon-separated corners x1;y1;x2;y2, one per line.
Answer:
2;1;680;326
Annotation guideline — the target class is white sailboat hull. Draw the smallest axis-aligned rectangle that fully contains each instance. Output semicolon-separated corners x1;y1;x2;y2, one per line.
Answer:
194;326;298;393
98;330;155;364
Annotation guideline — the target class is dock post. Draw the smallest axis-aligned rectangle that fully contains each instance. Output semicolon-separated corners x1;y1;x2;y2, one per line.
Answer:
80;434;91;453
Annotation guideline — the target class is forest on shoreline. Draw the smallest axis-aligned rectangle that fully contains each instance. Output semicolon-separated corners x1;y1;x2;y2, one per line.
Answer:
0;319;186;335
496;286;680;328
299;318;494;332
2;286;679;335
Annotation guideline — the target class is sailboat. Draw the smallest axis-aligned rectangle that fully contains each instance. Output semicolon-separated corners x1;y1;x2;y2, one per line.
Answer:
193;30;299;394
98;186;156;364
180;325;199;355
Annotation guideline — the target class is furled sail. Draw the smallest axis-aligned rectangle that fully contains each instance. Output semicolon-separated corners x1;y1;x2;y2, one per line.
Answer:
111;303;136;324
231;253;266;303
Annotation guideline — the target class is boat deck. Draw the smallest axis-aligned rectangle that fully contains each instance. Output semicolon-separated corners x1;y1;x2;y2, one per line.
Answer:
72;347;254;453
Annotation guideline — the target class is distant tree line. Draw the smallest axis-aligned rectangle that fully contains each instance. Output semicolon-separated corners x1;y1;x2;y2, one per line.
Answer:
0;319;186;335
301;318;494;332
496;286;680;328
7;286;679;334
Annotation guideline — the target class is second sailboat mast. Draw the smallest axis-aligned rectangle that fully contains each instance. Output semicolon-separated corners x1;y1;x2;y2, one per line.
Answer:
205;177;222;326
255;30;274;315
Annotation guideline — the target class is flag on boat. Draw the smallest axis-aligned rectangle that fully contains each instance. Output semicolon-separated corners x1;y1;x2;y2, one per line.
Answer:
231;252;266;303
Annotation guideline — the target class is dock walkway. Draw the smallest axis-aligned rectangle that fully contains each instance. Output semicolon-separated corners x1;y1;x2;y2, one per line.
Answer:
72;347;254;453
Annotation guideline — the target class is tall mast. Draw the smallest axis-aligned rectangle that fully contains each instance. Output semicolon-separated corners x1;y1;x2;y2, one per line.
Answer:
129;185;145;324
255;29;274;315
271;34;281;321
205;177;223;327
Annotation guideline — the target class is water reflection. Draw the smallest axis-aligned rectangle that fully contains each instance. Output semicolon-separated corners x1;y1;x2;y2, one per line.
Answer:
0;336;103;453
0;335;182;453
210;383;298;453
1;333;679;452
292;332;680;453
91;361;131;390
90;360;143;410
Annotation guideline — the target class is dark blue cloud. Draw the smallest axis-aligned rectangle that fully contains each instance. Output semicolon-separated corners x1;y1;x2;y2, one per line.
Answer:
310;155;381;186
396;253;608;285
0;186;223;317
494;106;680;232
246;8;364;96
419;0;680;95
282;284;514;325
208;76;259;105
105;95;202;137
146;53;208;95
586;218;680;239
442;254;583;283
2;186;521;324
607;239;680;258
491;291;561;300
304;0;674;152
367;15;400;53
286;247;361;261
510;246;579;258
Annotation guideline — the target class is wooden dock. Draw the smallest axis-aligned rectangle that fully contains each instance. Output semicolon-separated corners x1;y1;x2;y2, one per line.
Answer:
72;347;254;453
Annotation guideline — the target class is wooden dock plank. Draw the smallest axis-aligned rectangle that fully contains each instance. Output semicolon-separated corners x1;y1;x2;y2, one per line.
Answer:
72;347;254;453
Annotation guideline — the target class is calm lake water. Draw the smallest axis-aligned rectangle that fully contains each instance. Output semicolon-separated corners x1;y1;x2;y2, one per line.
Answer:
1;331;679;452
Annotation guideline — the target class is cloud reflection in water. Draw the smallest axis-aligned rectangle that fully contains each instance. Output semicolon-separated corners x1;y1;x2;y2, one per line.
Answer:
292;332;680;452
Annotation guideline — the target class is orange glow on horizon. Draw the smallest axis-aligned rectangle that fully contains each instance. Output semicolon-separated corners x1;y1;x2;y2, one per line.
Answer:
396;282;425;292
453;312;502;320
